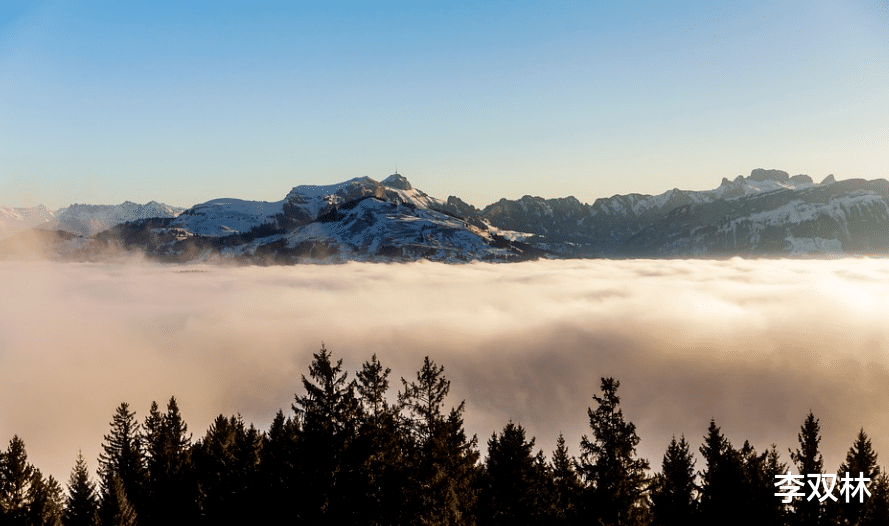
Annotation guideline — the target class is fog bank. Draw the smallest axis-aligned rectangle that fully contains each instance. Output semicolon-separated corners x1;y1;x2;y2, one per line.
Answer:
2;258;889;484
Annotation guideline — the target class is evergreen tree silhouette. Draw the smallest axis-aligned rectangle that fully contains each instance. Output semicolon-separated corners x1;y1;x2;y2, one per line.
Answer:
650;435;697;526
257;409;299;523
480;421;549;525
292;344;362;522
836;428;880;525
97;403;146;519
578;377;650;525
698;419;744;524
549;432;582;524
27;470;64;526
142;396;198;525
97;474;137;526
399;356;480;525
64;451;99;526
194;414;262;525
740;441;787;525
353;354;409;525
0;435;37;525
790;412;824;526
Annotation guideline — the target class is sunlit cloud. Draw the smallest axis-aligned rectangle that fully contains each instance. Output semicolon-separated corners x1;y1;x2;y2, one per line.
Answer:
2;258;889;483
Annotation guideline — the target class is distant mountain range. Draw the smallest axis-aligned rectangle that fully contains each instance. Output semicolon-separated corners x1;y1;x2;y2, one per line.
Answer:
0;201;184;238
3;168;889;262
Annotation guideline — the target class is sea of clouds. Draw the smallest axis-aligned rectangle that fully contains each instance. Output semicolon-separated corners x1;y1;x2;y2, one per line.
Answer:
2;257;889;484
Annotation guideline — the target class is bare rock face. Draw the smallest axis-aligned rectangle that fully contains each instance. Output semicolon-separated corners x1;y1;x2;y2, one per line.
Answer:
381;173;413;191
749;168;790;183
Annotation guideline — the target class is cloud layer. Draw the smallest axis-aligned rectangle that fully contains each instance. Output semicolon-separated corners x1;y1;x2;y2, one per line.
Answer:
3;258;889;483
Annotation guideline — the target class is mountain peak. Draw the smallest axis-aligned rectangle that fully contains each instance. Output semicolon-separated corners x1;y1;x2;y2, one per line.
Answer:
749;168;790;183
381;173;412;191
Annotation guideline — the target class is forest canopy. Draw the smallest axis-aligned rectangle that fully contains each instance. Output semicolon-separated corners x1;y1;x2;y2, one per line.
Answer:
1;346;887;525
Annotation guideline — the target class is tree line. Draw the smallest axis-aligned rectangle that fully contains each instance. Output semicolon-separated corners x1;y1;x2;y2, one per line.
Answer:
1;345;888;525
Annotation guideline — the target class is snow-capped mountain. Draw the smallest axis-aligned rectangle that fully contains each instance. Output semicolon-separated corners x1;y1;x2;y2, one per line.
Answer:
43;201;185;237
0;201;184;239
471;168;889;257
92;174;541;263
0;205;56;239
5;168;889;262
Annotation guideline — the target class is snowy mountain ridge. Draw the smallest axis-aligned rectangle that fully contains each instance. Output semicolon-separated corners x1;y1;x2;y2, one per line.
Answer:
3;168;889;261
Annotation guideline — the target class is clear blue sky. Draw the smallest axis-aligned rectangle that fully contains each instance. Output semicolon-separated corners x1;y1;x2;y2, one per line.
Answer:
2;0;887;209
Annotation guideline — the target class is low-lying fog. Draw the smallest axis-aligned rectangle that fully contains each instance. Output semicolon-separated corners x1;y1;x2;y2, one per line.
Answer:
2;258;889;484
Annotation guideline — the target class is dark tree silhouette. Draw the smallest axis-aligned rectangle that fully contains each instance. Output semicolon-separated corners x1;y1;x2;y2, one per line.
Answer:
480;421;549;525
578;377;650;526
97;403;146;519
740;441;787;525
194;414;261;525
142;396;198;525
399;356;480;525
27;470;64;526
791;412;825;526
97;474;137;526
64;451;99;526
836;428;880;526
352;354;410;525
292;344;362;522
651;435;697;526
698;419;745;524
549;432;582;524
0;435;36;524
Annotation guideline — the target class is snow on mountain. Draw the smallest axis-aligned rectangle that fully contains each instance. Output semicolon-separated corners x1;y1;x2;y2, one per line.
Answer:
167;174;452;240
283;176;388;225
41;201;185;236
0;205;56;239
222;196;514;263
171;198;284;236
589;169;820;218
7;168;889;262
380;173;447;210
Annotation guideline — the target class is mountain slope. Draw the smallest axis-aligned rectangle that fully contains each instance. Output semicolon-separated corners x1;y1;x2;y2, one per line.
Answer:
5;168;889;262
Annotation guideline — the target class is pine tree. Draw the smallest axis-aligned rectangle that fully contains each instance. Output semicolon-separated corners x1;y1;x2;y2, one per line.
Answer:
790;412;824;526
399;356;480;525
65;451;99;526
97;403;146;518
353;354;409;525
292;344;362;522
257;410;299;524
480;421;548;525
142;396;198;525
550;433;582;524
578;377;650;526
27;470;64;526
0;435;37;525
399;356;450;444
356;354;391;424
650;435;697;526
194;414;261;524
97;474;137;526
740;441;787;525
836;428;880;526
698;419;751;524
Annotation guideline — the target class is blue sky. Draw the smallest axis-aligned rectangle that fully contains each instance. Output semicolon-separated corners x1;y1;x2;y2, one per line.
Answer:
1;0;887;209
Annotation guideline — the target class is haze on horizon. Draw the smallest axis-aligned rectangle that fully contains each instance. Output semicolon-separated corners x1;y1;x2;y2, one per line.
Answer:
2;0;888;210
3;257;889;486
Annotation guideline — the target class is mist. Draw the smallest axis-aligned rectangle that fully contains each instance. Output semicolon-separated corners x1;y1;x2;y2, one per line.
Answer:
2;257;889;484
